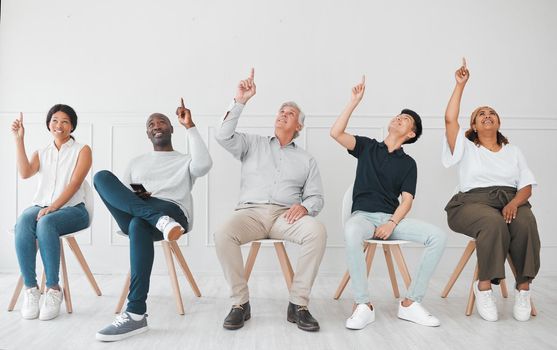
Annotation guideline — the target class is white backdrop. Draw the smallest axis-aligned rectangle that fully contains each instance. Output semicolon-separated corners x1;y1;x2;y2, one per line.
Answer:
1;0;556;280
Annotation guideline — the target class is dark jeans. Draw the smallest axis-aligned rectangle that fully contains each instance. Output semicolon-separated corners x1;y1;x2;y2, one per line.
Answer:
93;170;188;314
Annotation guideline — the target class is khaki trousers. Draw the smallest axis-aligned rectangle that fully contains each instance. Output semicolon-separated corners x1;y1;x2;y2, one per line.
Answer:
214;204;327;306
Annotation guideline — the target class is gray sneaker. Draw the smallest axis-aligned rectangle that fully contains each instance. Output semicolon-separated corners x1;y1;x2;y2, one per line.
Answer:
95;312;148;342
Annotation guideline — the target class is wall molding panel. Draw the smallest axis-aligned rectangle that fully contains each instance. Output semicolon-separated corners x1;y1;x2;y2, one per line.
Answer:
1;114;556;276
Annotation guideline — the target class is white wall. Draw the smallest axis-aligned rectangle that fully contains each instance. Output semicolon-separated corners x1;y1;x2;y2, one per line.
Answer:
1;0;556;279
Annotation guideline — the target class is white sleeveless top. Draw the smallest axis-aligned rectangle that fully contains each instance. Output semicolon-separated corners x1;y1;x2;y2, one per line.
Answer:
32;138;86;208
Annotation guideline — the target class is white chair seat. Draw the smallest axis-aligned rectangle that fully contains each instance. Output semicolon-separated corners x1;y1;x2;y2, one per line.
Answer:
365;239;410;245
9;227;88;237
249;238;286;244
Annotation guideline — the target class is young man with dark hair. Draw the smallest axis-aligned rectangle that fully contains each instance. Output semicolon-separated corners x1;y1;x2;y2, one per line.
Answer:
330;76;446;329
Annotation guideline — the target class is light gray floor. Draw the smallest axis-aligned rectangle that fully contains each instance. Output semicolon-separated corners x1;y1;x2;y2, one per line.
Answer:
0;272;555;350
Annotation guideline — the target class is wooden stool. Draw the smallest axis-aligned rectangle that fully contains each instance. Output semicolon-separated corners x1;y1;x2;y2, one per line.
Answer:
243;239;294;290
334;239;412;299
8;181;101;313
114;239;201;315
335;185;412;300
8;234;102;313
441;240;537;316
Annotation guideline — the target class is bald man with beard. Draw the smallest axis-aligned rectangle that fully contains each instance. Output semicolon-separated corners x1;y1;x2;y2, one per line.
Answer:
93;100;212;342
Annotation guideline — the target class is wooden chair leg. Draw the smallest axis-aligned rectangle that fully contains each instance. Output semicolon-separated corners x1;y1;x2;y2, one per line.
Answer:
333;240;371;300
244;241;261;282
383;245;400;298
65;236;102;296
40;270;46;294
59;240;73;313
333;271;351;300
115;271;131;314
441;240;476;298
34;240;46;294
8;276;24;311
500;279;509;298
391;245;411;288
365;243;377;276
169;241;202;297
531;301;538;316
162;241;185;315
466;262;479;316
334;242;376;300
274;242;294;290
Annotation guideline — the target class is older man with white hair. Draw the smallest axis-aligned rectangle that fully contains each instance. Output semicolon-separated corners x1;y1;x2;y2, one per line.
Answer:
214;69;326;332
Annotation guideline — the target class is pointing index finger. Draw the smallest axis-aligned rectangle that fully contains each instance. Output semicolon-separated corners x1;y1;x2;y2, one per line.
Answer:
462;57;467;68
19;112;23;122
362;75;366;85
180;98;185;108
249;67;254;80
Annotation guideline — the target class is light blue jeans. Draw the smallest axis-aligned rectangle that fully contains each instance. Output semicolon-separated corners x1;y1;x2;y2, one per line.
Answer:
15;204;89;288
344;211;447;304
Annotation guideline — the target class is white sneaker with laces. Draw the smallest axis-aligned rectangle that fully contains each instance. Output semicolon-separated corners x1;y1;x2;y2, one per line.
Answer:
397;301;441;327
345;304;375;330
473;280;498;322
39;288;63;321
155;215;185;241
21;287;41;320
513;289;532;321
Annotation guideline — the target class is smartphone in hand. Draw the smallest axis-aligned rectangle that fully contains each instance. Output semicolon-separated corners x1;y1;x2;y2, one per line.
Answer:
130;183;147;194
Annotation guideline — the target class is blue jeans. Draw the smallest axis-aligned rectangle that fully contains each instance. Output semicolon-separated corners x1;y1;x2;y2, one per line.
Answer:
93;170;188;315
15;203;89;288
344;211;447;304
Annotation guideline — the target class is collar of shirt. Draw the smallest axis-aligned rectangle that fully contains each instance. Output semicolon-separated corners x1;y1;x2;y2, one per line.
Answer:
270;135;297;148
48;137;75;151
377;141;405;157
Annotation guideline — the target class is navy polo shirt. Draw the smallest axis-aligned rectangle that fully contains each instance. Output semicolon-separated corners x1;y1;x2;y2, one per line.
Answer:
348;136;417;214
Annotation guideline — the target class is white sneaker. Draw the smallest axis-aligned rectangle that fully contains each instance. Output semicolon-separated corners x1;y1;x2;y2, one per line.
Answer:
513;289;532;321
345;304;375;330
156;216;185;241
21;287;41;320
39;288;63;321
473;280;498;321
397;301;440;327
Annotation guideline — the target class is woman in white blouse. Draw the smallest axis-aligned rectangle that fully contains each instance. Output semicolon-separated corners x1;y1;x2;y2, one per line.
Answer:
442;59;540;322
11;105;92;321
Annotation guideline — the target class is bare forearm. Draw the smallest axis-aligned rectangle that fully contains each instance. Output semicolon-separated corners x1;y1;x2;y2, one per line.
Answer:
511;185;532;207
390;200;412;224
15;140;33;178
445;84;465;126
50;182;82;209
331;100;358;139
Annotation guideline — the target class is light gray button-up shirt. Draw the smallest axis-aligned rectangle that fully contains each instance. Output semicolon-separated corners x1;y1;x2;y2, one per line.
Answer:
216;102;324;216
